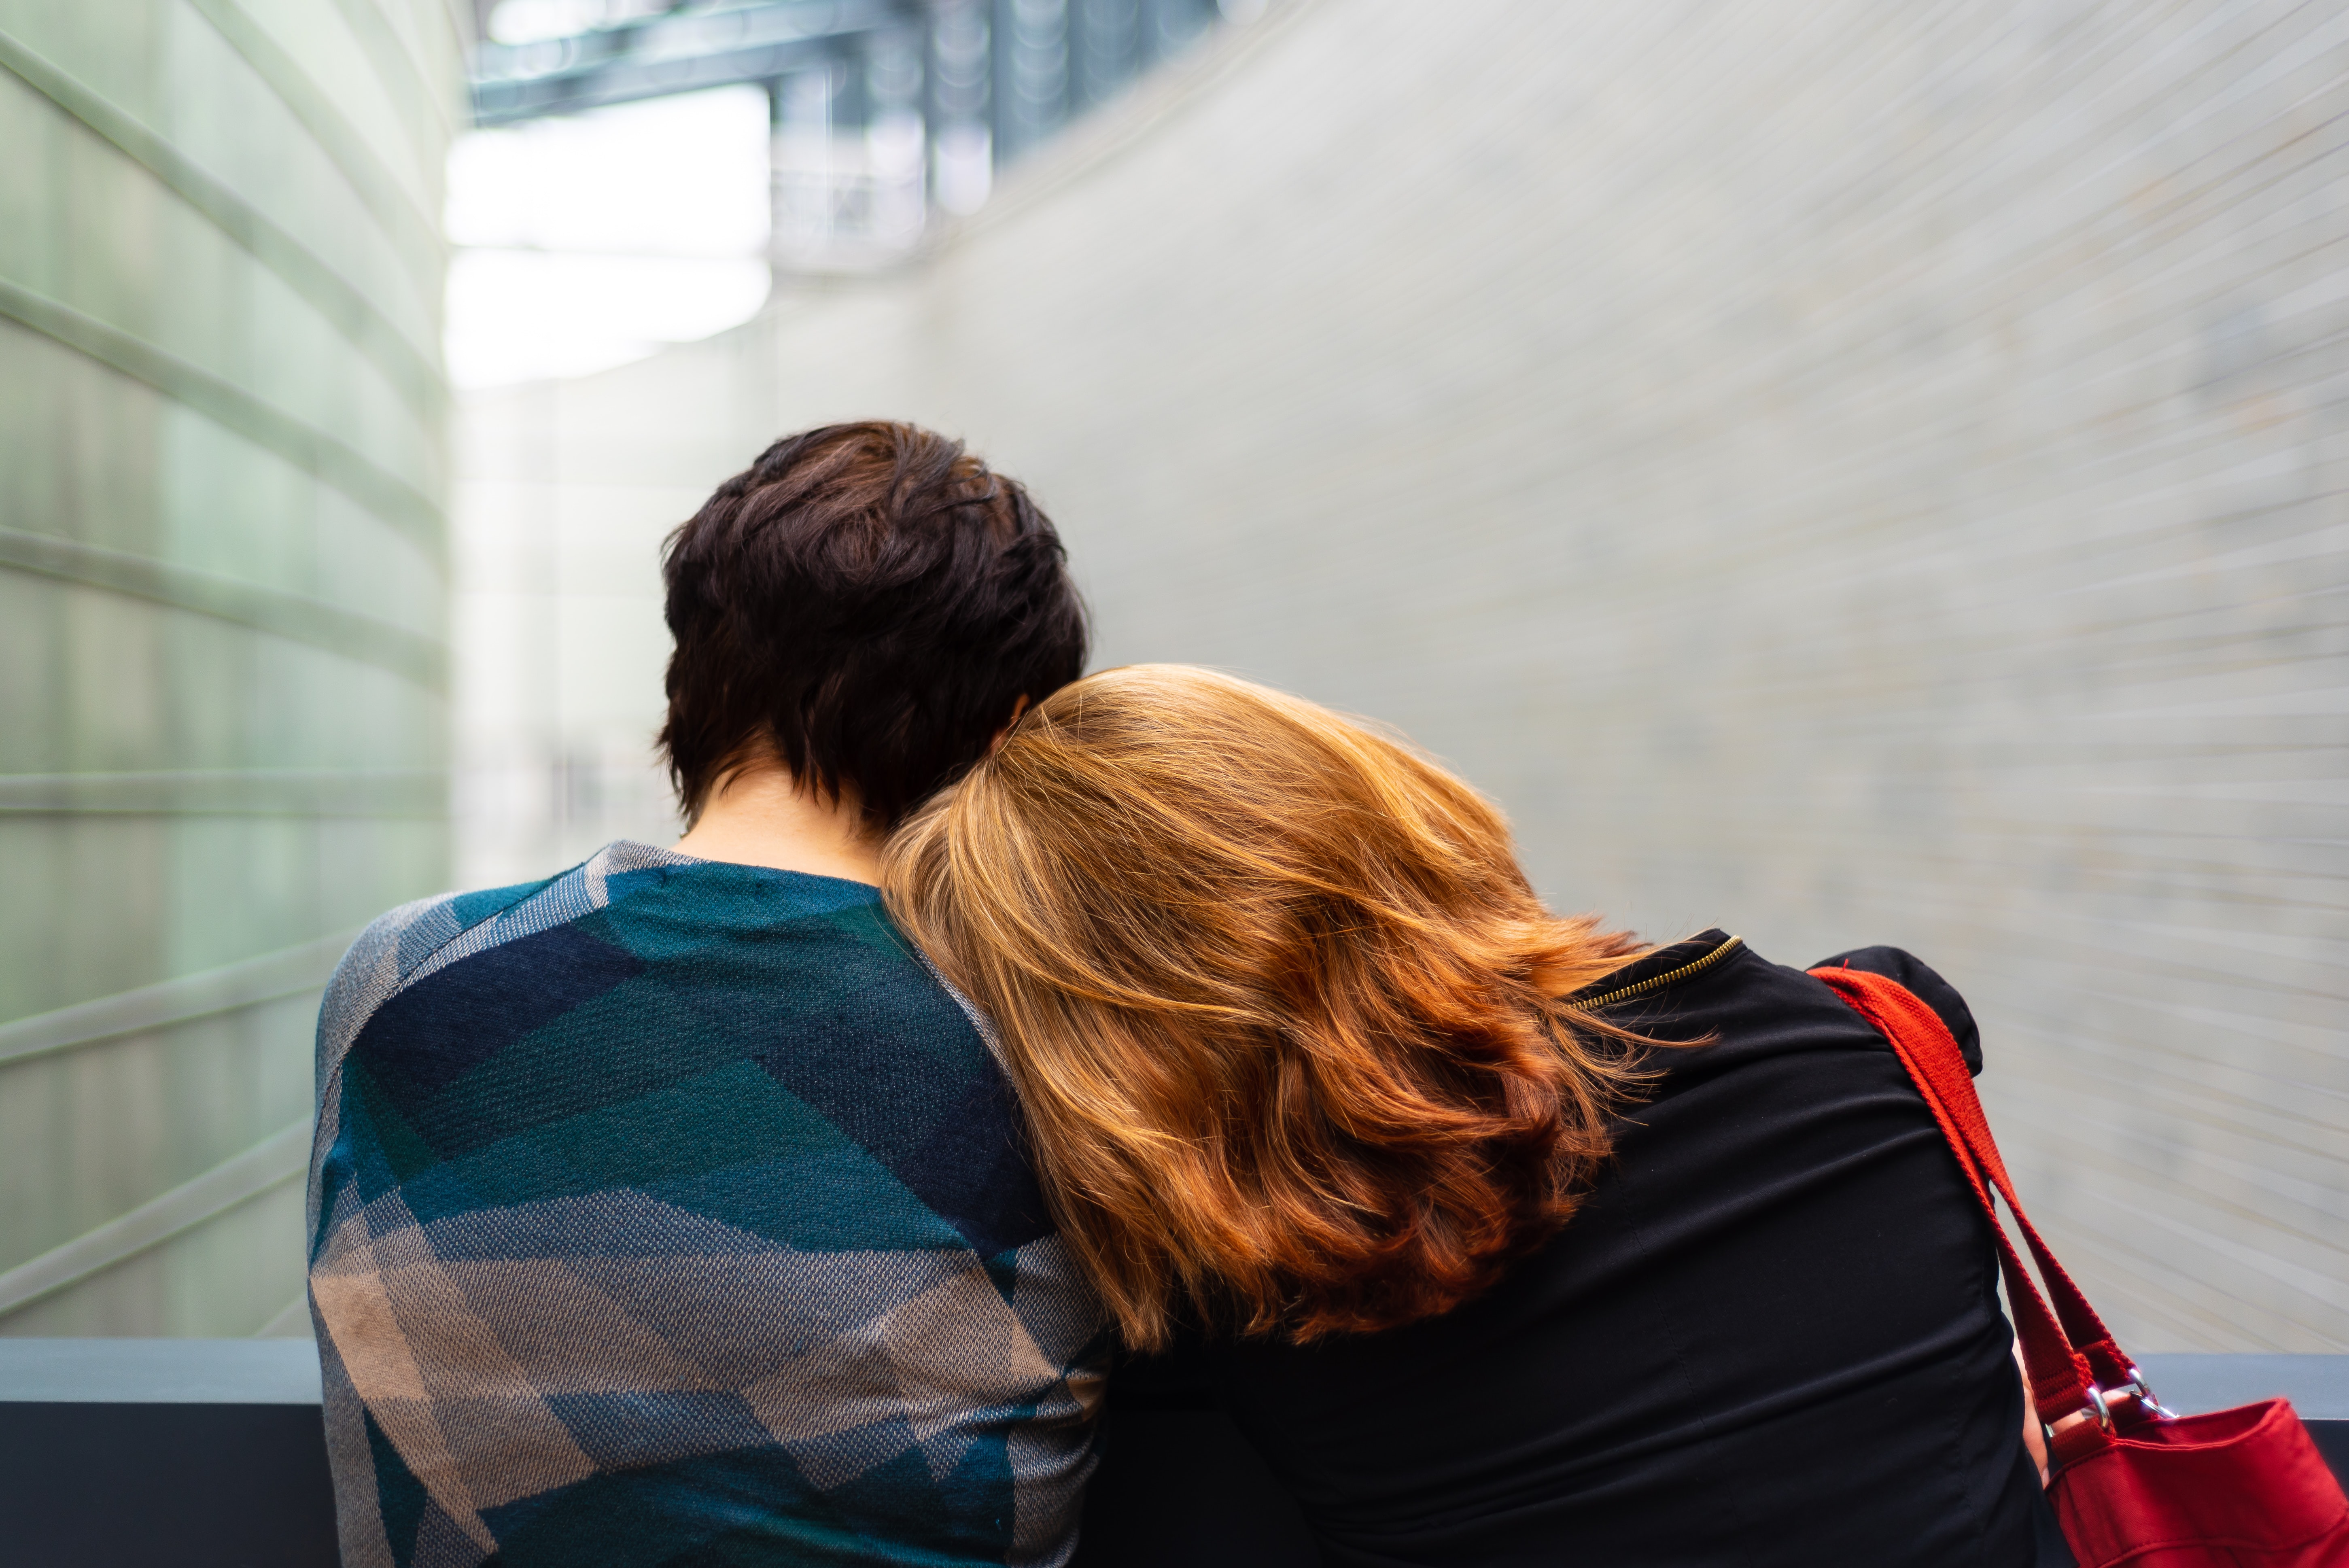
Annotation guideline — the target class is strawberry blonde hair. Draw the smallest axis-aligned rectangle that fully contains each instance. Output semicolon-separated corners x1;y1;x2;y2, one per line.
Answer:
882;665;1651;1350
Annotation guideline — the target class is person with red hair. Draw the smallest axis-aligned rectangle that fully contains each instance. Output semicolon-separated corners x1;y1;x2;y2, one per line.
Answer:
885;663;2066;1566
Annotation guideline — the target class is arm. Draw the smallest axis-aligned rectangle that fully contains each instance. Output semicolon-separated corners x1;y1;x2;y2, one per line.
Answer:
2015;1338;2048;1485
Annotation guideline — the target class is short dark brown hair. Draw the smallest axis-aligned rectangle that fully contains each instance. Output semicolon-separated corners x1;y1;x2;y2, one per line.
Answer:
658;421;1089;829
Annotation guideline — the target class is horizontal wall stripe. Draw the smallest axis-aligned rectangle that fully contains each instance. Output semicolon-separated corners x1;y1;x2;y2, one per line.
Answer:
0;26;446;422
0;930;355;1069
0;280;445;566
0;1119;312;1319
0;768;447;817
183;0;446;295
0;526;448;690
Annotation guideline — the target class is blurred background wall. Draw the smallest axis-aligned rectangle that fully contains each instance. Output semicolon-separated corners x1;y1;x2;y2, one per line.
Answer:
1;0;2340;1357
0;0;461;1334
460;0;2349;1353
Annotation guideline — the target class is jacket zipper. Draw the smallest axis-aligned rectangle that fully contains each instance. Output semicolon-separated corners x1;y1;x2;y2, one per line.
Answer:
1564;935;1745;1011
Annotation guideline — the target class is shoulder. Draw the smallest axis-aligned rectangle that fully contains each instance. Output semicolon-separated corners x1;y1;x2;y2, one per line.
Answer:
313;875;554;1078
318;842;732;1069
314;843;661;1085
1806;945;1982;1074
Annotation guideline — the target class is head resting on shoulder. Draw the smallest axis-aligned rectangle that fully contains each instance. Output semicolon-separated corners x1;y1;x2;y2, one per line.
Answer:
882;664;1649;1350
660;420;1089;832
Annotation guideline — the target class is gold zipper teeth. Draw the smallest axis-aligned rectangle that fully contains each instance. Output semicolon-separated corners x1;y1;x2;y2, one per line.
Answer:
1563;935;1745;1011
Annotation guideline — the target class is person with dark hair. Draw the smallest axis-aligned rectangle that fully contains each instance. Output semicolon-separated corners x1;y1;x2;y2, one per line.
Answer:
306;422;1102;1568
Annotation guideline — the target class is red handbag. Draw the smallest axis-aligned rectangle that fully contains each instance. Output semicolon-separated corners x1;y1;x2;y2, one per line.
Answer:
1810;964;2349;1568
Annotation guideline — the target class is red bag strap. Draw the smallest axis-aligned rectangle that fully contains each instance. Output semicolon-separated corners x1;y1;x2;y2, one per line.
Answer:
1808;965;2140;1441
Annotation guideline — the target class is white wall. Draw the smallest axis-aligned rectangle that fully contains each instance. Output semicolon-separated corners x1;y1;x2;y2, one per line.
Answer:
455;0;2349;1351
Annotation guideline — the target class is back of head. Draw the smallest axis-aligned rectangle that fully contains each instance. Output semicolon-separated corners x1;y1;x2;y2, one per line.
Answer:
660;421;1089;830
883;664;1648;1350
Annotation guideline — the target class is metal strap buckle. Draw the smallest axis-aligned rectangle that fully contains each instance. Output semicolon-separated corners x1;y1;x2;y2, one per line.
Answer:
2120;1364;2179;1420
2082;1364;2178;1430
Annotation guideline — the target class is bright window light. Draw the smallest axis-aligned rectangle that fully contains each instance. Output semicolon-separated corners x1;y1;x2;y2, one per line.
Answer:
444;85;773;388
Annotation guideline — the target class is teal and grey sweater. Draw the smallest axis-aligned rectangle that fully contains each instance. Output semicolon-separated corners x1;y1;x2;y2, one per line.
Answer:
306;840;1103;1568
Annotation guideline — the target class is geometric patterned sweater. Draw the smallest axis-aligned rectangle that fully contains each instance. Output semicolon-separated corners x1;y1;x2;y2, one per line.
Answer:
306;841;1106;1568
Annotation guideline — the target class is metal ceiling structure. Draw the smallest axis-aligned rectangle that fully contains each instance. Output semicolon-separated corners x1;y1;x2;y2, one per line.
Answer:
471;1;908;127
470;0;1235;263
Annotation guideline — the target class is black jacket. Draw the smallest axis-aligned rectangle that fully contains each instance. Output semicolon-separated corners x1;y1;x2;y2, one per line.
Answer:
1111;933;2071;1567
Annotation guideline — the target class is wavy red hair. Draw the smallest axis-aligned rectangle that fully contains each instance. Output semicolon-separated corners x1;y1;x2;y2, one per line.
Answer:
882;665;1649;1349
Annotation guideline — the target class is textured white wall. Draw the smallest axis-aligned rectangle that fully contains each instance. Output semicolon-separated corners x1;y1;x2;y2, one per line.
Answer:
457;0;2349;1351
